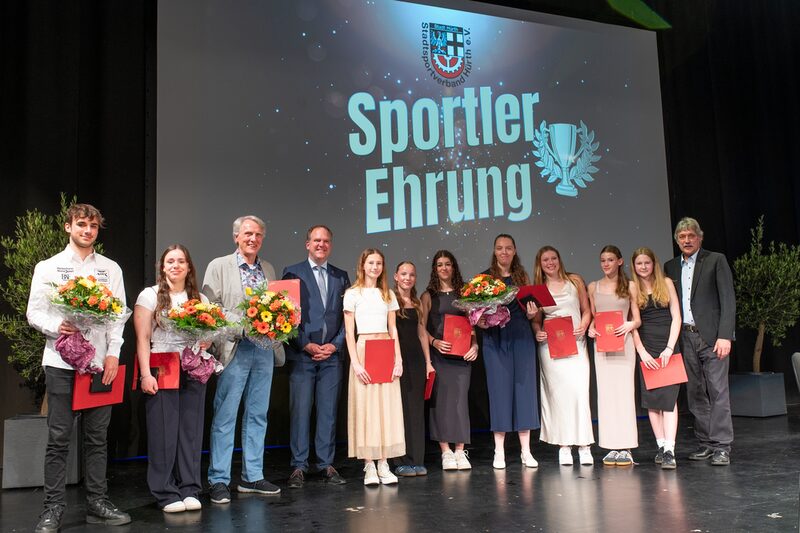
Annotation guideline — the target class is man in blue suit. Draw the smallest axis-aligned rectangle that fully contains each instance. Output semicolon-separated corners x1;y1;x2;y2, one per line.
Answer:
282;225;350;487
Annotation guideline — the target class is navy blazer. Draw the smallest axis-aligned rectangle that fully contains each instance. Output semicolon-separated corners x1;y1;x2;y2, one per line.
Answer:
664;248;736;347
282;260;351;361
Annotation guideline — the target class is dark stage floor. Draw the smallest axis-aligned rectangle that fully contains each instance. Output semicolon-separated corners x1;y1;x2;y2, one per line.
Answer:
2;407;799;533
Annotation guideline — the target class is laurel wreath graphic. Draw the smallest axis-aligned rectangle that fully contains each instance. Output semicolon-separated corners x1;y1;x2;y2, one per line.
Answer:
532;120;601;195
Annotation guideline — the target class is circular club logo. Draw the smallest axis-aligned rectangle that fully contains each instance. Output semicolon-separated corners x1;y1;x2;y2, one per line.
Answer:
422;22;472;87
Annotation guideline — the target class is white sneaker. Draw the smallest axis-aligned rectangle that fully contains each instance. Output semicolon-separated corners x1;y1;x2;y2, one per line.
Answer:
454;449;472;470
162;500;186;513
442;450;458;470
182;496;202;511
578;446;594;465
363;462;379;485
377;460;398;484
492;451;506;469
521;450;539;468
559;447;574;466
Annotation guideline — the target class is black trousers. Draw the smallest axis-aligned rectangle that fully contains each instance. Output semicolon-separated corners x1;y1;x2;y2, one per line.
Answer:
44;367;112;507
144;375;206;507
680;329;733;452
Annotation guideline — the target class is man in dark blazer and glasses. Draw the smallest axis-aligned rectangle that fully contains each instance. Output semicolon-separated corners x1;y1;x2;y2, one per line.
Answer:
665;217;736;466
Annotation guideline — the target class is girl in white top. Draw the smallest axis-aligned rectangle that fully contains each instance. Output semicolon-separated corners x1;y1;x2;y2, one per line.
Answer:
133;245;209;513
343;248;405;485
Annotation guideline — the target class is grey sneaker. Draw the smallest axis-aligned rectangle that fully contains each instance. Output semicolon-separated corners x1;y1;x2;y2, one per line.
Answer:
654;447;664;464
34;505;64;533
237;479;281;494
209;482;231;504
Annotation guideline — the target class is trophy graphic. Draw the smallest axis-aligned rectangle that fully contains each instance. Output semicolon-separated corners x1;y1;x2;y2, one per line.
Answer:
532;120;601;198
548;123;579;197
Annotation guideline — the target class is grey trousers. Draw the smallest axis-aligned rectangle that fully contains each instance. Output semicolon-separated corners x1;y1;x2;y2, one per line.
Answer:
680;329;733;452
44;367;112;507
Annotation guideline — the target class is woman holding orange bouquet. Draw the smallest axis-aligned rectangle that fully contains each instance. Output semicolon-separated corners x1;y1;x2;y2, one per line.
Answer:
477;234;540;469
134;244;210;512
343;249;405;485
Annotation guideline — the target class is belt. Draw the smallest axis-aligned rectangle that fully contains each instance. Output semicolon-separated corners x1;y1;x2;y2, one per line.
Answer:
682;324;700;333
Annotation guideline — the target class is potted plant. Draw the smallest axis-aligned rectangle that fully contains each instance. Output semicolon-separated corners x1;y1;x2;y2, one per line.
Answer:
730;216;800;417
0;194;85;487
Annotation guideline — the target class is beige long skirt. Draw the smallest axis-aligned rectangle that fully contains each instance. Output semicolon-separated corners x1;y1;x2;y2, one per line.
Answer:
347;334;406;460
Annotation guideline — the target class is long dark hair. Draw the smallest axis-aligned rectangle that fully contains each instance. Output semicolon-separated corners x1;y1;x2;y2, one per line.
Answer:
154;244;201;321
425;250;465;295
393;261;423;323
489;234;529;286
600;245;630;299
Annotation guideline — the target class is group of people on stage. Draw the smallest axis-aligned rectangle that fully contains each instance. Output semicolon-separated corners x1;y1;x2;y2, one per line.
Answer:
26;203;736;532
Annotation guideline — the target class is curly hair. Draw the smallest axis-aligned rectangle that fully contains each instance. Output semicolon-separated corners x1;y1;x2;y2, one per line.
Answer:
425;250;465;295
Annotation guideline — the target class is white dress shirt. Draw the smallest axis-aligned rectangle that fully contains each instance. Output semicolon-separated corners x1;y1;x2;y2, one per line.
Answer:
680;250;698;326
26;245;126;370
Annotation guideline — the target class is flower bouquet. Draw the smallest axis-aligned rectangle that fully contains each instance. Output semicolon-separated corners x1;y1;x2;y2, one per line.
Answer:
51;275;132;373
239;283;301;350
160;299;239;382
452;274;519;328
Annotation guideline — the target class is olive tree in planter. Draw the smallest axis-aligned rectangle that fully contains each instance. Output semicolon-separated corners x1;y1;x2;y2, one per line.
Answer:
730;216;800;417
0;194;86;487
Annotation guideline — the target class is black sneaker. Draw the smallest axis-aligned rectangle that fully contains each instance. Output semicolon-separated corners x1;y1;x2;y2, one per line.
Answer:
654;447;664;464
661;450;677;470
287;469;305;489
688;446;714;461
35;505;64;533
209;482;231;504
237;479;281;495
85;498;131;526
710;450;730;466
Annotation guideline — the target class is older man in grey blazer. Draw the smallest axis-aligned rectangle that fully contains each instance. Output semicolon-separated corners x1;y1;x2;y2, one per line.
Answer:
665;217;736;466
202;215;285;504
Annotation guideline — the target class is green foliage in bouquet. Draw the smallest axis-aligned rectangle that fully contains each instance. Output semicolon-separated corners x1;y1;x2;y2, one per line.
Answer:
0;194;103;406
733;216;800;372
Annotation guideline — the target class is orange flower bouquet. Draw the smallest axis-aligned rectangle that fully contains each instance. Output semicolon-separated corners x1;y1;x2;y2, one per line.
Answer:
159;299;238;381
239;283;301;350
453;274;519;327
50;275;132;373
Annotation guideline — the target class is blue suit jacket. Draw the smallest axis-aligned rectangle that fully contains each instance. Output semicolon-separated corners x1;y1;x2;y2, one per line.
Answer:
282;260;351;361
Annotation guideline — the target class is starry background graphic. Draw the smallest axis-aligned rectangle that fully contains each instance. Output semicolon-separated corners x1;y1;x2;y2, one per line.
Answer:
157;0;671;283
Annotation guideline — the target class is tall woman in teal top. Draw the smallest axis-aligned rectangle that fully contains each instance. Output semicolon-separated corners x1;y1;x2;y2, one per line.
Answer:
478;234;540;469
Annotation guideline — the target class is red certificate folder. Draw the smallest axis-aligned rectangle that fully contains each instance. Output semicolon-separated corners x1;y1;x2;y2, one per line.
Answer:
443;314;471;356
641;353;689;390
424;371;436;400
516;285;557;310
364;339;395;384
132;352;181;390
544;317;578;358
269;279;300;304
594;310;625;353
72;365;126;410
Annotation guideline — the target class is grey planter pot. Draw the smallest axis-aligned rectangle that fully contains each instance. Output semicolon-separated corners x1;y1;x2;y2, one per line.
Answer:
729;372;787;418
2;414;82;489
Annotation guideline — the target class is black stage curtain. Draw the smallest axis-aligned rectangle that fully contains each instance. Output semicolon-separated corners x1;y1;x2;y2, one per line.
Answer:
1;0;798;458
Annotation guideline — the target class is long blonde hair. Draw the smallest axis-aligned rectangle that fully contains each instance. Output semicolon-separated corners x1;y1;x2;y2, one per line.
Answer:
533;246;575;287
631;247;669;308
351;248;392;303
393;261;423;323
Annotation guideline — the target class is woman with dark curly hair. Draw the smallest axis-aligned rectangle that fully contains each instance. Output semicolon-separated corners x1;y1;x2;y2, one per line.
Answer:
421;250;478;471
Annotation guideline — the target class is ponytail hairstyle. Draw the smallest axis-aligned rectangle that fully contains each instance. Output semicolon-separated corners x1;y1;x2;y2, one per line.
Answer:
393;261;423;323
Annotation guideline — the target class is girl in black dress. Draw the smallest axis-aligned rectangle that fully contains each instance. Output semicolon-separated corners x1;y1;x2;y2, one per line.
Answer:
421;251;478;471
631;247;682;469
392;261;434;476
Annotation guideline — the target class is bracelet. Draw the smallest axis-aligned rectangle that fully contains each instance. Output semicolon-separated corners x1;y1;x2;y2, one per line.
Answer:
666;346;674;352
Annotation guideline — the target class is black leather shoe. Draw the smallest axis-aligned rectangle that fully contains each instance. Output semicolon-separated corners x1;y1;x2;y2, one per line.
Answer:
322;466;347;485
688;446;714;461
86;498;131;526
288;469;305;488
711;450;730;466
661;450;677;470
35;505;64;533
